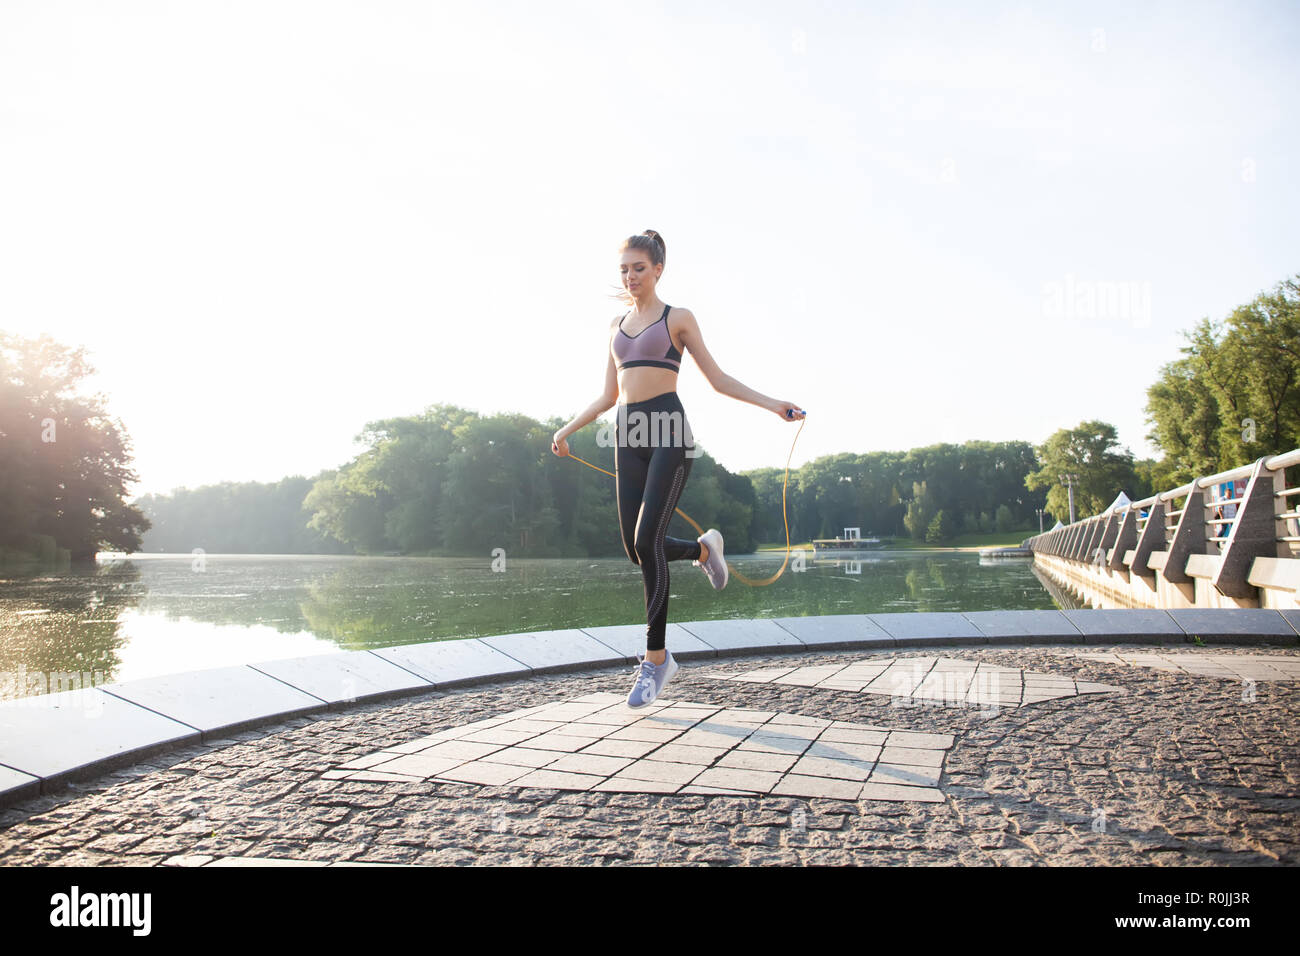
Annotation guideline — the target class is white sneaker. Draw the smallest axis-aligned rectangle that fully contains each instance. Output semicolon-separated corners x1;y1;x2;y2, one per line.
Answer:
693;528;728;590
626;651;680;707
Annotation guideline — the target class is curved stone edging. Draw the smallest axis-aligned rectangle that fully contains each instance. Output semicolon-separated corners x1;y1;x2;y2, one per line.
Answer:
1;608;1297;808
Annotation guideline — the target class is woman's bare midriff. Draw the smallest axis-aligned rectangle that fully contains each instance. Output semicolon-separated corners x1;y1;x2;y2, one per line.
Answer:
617;367;679;405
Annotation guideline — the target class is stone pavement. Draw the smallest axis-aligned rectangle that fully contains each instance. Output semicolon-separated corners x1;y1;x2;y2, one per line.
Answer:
0;644;1297;866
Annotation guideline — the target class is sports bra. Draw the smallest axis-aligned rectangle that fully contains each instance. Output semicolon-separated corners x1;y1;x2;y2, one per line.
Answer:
611;303;682;372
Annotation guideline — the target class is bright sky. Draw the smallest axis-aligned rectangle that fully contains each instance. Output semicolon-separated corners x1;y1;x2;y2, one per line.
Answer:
3;0;1297;499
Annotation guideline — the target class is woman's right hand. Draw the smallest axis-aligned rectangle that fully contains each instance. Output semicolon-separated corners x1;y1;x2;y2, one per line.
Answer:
551;430;570;457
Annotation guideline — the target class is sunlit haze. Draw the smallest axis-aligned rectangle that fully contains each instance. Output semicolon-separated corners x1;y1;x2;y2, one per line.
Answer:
3;0;1297;497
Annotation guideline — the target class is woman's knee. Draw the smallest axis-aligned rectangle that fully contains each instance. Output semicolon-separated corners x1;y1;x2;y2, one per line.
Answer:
633;530;657;565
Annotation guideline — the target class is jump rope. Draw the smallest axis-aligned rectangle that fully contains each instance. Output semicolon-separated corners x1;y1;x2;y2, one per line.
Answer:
560;407;807;587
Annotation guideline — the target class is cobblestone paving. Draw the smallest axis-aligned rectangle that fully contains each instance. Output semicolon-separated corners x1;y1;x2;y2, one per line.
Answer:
0;644;1297;866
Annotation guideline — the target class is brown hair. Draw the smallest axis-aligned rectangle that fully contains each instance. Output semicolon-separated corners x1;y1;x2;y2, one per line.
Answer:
611;229;666;307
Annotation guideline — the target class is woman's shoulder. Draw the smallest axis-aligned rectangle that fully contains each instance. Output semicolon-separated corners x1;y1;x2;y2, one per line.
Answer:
667;304;696;325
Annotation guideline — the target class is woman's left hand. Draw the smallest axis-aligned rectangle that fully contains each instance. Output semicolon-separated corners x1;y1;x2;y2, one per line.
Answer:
773;400;806;421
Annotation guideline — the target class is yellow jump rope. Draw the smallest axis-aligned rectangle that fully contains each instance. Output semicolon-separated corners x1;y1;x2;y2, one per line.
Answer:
562;410;807;587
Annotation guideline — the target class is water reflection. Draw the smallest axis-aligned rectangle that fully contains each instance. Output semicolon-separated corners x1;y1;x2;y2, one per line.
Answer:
0;551;1067;700
0;561;144;700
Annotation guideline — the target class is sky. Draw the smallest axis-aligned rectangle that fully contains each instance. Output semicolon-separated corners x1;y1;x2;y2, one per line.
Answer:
2;0;1298;499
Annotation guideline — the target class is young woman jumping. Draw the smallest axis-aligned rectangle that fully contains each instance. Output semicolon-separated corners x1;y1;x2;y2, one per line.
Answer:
551;229;806;708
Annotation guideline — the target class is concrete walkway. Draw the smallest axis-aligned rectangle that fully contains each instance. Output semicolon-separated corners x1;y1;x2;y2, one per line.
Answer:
1;638;1297;865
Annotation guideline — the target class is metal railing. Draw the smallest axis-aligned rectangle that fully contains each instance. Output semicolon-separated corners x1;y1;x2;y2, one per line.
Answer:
1021;448;1300;600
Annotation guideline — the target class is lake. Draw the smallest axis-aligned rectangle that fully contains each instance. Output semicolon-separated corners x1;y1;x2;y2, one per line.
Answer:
0;551;1074;700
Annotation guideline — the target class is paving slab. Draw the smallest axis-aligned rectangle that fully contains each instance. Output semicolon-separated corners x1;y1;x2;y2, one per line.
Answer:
370;638;530;686
579;623;715;662
478;628;626;673
771;773;865;800
961;610;1083;643
206;856;330;867
1165;609;1298;643
871;763;943;787
857;782;945;802
0;764;40;805
1060;609;1182;642
249;650;432;705
101;665;327;737
676;618;806;654
769;614;895;648
867;612;985;645
0;688;199;783
1280;609;1300;637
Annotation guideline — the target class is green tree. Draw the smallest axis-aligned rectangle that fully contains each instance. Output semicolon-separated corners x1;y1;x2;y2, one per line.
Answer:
1024;421;1138;522
0;332;150;560
1145;341;1224;485
995;503;1014;533
904;480;933;540
136;476;351;553
926;509;954;543
1145;273;1300;483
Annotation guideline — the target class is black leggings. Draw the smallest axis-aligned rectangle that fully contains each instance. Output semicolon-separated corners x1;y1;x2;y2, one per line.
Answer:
615;390;703;651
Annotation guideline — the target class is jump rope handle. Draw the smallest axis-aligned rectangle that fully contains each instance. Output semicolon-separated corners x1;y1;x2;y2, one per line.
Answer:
786;407;807;419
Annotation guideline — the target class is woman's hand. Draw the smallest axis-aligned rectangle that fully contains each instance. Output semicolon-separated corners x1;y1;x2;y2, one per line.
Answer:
772;400;806;421
551;430;570;457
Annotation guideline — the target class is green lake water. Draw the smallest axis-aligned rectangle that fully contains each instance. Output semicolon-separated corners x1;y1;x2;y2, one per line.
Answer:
0;551;1073;700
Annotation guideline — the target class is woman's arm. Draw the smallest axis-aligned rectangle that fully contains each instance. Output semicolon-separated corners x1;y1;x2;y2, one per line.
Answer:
677;308;805;419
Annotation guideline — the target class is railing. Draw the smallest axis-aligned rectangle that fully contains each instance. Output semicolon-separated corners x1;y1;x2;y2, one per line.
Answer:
1021;448;1300;602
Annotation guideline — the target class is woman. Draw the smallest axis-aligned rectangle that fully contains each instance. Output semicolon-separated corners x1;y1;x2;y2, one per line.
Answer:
551;229;805;708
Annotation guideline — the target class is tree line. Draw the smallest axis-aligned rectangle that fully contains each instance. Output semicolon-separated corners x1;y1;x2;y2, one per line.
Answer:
2;272;1296;562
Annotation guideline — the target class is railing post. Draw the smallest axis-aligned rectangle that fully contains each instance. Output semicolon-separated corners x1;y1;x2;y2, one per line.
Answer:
1212;456;1285;598
1130;500;1166;577
1162;481;1209;583
1095;511;1119;566
1076;518;1092;562
1068;520;1086;560
1109;505;1138;570
1083;516;1105;563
